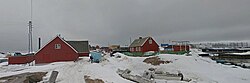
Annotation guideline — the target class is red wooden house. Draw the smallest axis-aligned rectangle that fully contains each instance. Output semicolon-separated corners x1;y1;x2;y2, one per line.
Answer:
129;37;159;52
35;36;89;64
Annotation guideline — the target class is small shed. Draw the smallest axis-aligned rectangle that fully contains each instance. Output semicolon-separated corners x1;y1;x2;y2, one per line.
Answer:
90;52;102;63
8;55;35;64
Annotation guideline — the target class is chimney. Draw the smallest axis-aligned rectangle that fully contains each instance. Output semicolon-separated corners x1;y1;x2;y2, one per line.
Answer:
139;37;142;39
38;38;41;49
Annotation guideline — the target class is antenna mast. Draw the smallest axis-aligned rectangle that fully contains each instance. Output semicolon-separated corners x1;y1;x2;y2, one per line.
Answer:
28;0;33;53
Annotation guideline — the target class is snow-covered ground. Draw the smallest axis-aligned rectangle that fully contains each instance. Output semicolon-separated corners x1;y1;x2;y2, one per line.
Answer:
0;54;8;67
0;50;250;83
229;51;250;55
191;49;208;55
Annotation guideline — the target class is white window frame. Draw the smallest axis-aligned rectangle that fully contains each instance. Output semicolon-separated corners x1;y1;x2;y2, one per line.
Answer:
138;47;141;51
149;39;152;44
55;44;61;49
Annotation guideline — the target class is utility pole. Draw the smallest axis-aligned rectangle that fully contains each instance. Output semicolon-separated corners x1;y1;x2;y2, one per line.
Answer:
28;21;33;53
28;0;33;53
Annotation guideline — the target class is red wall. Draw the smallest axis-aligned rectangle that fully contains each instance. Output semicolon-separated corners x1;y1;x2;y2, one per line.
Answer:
35;37;79;64
79;52;89;57
142;38;159;52
173;45;190;52
8;56;35;64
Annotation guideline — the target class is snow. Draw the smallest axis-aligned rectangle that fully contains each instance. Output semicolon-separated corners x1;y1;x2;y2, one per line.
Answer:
237;48;250;50
190;49;208;55
230;51;250;55
0;54;6;58
157;54;250;83
0;49;250;83
113;52;128;59
0;62;67;78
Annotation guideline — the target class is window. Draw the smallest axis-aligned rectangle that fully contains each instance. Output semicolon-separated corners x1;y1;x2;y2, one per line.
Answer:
55;44;61;49
135;47;141;51
149;39;152;44
131;48;134;51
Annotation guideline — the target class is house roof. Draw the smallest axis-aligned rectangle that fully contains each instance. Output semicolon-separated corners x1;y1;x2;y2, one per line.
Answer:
66;41;89;53
129;37;150;47
35;36;78;55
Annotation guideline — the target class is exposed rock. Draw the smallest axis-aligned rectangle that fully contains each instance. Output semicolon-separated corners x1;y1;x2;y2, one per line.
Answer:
143;56;172;65
0;72;47;83
84;75;104;83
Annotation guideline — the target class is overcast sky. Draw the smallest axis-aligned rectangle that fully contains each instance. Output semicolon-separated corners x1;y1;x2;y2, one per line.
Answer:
0;0;250;52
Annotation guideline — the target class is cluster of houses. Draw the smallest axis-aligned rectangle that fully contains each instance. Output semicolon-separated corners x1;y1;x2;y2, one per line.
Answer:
9;36;89;64
8;36;190;65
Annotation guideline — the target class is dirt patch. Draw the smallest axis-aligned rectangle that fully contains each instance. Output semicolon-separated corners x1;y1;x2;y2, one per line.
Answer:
0;72;47;83
143;57;172;65
25;72;47;82
84;75;104;83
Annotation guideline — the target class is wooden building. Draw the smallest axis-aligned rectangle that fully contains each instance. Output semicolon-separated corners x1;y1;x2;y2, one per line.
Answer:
129;37;159;52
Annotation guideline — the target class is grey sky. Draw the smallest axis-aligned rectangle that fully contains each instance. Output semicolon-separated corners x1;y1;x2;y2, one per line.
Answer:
0;0;250;52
